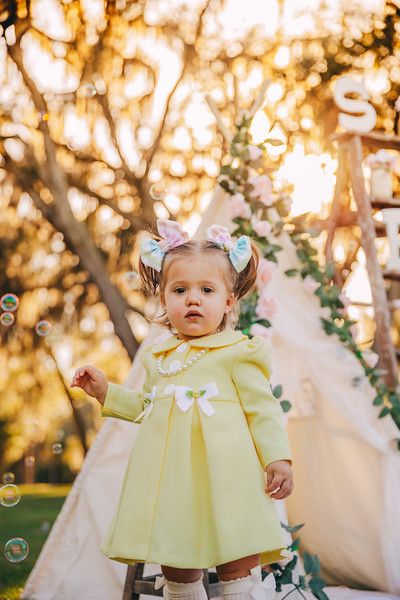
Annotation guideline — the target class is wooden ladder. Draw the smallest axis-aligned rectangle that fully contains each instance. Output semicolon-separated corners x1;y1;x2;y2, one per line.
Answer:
325;131;400;389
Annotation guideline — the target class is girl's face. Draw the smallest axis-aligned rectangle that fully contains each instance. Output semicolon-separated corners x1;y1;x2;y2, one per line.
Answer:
161;254;235;341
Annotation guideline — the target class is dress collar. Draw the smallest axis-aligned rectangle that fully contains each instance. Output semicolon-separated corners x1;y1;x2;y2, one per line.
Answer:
150;328;247;354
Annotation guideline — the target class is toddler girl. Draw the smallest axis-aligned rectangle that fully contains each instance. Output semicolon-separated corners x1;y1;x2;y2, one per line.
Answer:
71;219;293;600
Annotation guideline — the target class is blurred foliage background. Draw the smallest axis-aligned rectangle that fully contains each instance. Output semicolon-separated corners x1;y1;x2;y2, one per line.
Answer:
1;0;400;481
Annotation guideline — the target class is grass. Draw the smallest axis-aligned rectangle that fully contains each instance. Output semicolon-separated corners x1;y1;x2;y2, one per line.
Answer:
0;484;71;600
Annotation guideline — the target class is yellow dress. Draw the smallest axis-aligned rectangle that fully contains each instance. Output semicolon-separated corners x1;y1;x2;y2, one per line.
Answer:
100;329;292;569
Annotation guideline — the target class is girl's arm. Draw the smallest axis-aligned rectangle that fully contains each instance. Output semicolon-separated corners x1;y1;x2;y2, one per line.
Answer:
71;347;152;423
232;335;292;470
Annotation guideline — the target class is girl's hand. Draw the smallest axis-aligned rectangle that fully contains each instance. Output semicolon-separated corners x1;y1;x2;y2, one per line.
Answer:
264;460;294;500
70;366;108;405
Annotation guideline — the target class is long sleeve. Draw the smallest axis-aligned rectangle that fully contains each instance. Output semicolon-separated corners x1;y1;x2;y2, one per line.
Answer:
232;335;292;469
101;346;152;423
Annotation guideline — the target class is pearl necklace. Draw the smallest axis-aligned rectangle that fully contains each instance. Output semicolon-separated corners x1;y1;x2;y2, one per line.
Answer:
156;348;210;377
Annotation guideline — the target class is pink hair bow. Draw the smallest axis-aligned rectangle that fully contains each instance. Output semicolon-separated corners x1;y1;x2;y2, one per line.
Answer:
140;219;189;272
207;224;252;272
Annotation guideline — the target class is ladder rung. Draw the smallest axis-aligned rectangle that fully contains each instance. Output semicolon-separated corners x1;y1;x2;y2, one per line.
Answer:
382;270;400;281
371;198;400;209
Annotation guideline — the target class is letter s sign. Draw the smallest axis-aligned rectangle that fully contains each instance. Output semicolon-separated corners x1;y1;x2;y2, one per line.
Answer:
333;76;377;133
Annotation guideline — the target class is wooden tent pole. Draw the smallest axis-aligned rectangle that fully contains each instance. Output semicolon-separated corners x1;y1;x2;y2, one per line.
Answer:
347;135;398;388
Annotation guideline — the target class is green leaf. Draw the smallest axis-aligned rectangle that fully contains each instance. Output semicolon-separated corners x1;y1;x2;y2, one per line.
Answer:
379;406;391;418
253;318;271;328
309;577;326;592
289;537;300;551
284;268;298;277
303;551;320;574
314;591;330;600
273;385;283;398
280;400;292;413
373;395;384;406
320;318;334;335
281;522;305;533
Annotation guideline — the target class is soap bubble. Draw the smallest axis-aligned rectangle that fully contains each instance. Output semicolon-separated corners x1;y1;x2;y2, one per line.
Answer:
2;472;15;484
4;538;29;563
24;456;35;467
84;83;97;97
40;521;51;533
123;271;141;290
35;320;52;336
0;312;14;326
0;484;21;507
149;183;166;201
0;293;19;312
52;443;63;455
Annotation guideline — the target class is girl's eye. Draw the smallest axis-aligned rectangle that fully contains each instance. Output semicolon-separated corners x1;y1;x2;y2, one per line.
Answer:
202;287;213;294
174;288;185;294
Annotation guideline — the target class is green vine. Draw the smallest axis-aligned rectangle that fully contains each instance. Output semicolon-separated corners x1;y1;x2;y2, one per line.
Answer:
219;111;400;446
216;109;400;595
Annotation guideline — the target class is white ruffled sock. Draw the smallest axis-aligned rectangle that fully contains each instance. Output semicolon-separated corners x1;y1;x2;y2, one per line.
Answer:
155;574;208;600
219;565;276;600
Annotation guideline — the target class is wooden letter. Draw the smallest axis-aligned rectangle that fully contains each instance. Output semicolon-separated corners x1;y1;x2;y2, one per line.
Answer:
333;76;376;133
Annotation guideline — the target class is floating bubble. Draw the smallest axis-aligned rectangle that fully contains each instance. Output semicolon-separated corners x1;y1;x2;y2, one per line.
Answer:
0;484;21;507
123;271;141;290
0;312;14;326
0;293;19;312
40;521;51;533
55;429;65;441
84;83;97;97
24;456;35;467
35;320;52;336
4;538;29;563
2;472;15;484
52;443;63;455
149;183;166;201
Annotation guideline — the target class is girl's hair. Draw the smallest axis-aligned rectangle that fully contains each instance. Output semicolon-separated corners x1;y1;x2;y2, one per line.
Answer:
138;231;261;331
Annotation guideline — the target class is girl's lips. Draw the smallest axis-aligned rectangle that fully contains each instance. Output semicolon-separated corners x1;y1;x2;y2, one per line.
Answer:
185;312;202;319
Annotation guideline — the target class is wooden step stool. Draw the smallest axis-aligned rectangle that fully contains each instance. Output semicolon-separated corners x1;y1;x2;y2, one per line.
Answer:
122;563;222;600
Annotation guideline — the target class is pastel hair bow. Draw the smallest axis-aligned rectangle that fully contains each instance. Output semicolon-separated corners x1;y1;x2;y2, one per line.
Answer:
206;224;252;273
140;219;189;272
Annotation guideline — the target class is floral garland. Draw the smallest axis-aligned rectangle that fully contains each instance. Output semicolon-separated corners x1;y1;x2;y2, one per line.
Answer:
218;111;400;447
216;112;328;598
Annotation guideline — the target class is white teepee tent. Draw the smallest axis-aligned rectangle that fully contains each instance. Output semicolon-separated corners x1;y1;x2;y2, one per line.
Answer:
21;186;400;600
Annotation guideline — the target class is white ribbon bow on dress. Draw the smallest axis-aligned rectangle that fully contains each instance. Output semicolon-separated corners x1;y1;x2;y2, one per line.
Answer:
133;386;157;423
174;382;219;416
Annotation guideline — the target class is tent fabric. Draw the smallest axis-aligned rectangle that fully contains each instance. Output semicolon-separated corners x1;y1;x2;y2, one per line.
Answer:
22;187;400;599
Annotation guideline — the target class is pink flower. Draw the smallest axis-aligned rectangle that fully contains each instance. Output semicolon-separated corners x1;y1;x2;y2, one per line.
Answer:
207;224;235;250
256;258;276;290
363;349;379;368
250;323;271;339
251;216;272;238
338;291;351;308
303;275;320;293
249;175;273;206
229;193;251;220
247;145;263;161
255;294;276;320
